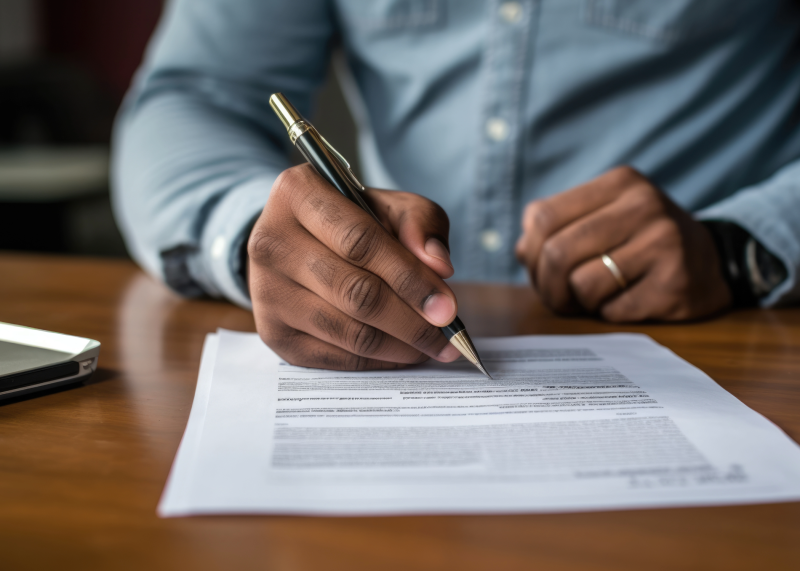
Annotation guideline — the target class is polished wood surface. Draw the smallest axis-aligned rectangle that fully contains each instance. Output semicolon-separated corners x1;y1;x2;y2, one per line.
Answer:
1;253;798;571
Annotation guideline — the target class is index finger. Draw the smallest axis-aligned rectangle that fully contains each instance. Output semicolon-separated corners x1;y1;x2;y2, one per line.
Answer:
287;168;458;328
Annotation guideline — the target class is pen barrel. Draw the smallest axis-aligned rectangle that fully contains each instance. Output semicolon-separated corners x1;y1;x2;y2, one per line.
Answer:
294;130;381;225
440;316;465;340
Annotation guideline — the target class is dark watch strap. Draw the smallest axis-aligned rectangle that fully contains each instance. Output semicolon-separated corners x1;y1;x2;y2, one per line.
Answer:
237;215;260;299
702;221;757;307
747;236;788;297
702;221;788;307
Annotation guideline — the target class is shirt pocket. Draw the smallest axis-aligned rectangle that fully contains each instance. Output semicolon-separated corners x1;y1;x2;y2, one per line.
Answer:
336;0;445;34
582;0;752;44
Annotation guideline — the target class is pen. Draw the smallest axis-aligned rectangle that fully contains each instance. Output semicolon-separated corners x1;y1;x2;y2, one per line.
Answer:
269;92;492;379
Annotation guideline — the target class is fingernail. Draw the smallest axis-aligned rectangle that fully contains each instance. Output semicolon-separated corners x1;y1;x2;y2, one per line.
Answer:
425;238;453;269
423;293;456;325
436;342;461;363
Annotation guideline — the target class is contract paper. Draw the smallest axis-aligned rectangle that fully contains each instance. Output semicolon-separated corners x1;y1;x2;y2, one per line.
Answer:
159;331;800;516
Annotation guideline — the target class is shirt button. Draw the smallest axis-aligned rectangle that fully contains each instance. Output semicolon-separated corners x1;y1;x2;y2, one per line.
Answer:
480;229;503;252
211;235;226;259
499;2;522;24
486;117;509;141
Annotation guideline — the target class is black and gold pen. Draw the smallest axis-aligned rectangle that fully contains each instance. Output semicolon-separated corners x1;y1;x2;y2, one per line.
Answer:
269;92;491;379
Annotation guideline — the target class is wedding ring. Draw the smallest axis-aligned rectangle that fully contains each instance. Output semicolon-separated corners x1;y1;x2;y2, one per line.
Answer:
601;254;627;290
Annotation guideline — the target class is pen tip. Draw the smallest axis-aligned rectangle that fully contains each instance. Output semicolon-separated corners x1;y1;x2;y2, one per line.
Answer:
476;362;492;379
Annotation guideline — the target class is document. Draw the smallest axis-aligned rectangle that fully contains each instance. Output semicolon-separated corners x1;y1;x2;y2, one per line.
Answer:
159;331;800;516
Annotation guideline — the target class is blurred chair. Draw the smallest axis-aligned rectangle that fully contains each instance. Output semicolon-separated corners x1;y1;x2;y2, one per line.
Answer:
0;59;126;255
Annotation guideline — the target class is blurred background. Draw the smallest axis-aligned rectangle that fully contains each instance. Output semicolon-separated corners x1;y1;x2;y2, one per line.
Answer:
0;0;358;259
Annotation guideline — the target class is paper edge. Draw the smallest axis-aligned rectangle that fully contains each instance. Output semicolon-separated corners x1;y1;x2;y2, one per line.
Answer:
157;333;219;516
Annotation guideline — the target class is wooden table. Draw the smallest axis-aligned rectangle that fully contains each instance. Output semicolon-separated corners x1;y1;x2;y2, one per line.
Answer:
1;253;798;571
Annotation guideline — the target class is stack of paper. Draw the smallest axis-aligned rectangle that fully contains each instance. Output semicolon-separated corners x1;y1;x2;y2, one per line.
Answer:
159;331;800;516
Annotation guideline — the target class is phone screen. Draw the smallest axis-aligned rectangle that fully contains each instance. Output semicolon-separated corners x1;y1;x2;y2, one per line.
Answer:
0;323;92;377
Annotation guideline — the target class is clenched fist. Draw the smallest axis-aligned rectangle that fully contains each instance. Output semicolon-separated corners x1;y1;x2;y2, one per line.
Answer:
515;166;732;322
248;164;462;369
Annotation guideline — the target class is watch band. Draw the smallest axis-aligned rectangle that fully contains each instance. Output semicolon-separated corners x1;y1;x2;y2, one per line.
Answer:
702;221;757;307
745;236;788;298
702;221;787;307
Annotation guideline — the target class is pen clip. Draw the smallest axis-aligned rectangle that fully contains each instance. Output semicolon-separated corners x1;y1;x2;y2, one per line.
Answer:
318;133;366;192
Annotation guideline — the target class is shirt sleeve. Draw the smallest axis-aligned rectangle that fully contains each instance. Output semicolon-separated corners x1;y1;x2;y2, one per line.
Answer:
696;160;800;307
111;0;334;308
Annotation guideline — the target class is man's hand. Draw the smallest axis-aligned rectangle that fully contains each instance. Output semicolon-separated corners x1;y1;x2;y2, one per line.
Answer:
515;166;732;322
248;164;462;370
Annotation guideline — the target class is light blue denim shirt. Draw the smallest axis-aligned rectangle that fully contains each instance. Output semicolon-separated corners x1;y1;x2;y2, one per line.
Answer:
113;0;800;309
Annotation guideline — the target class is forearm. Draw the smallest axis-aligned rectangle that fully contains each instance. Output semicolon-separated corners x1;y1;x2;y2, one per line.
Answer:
110;0;333;307
112;89;288;306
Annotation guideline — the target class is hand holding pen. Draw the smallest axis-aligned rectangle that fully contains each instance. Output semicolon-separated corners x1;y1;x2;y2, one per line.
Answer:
244;94;490;377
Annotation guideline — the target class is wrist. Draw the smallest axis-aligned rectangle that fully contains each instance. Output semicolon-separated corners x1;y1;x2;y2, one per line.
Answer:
238;216;259;300
702;220;787;307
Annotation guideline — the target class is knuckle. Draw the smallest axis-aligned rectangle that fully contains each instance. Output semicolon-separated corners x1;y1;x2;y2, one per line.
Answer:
247;228;290;264
522;203;536;229
275;164;326;215
540;237;567;273
259;323;301;359
272;166;304;199
401;192;450;223
338;220;381;265
271;169;292;196
524;201;555;235
612;165;642;184
340;271;387;320
568;266;595;303
311;308;345;341
650;218;681;246
391;267;425;302
349;321;384;356
422;200;450;232
430;201;449;225
626;183;659;210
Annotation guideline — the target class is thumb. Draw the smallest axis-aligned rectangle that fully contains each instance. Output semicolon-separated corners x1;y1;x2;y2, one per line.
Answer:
365;189;455;279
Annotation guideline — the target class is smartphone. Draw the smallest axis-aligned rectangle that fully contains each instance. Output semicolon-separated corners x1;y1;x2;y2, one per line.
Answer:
0;322;100;402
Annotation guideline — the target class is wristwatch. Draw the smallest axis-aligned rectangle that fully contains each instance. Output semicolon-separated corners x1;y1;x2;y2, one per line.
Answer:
703;221;787;307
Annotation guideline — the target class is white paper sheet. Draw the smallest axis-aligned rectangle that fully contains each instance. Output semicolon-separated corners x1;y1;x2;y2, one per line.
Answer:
158;333;218;514
159;330;800;516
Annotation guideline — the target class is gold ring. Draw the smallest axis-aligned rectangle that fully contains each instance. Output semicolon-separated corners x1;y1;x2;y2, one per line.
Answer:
601;254;627;289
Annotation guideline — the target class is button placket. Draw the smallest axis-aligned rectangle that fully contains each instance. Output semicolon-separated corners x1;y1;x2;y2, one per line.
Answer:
486;117;509;141
499;2;523;24
480;229;503;252
467;0;536;280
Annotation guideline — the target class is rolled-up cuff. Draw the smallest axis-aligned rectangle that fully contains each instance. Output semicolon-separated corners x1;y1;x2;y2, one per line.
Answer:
191;175;277;309
696;179;800;307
